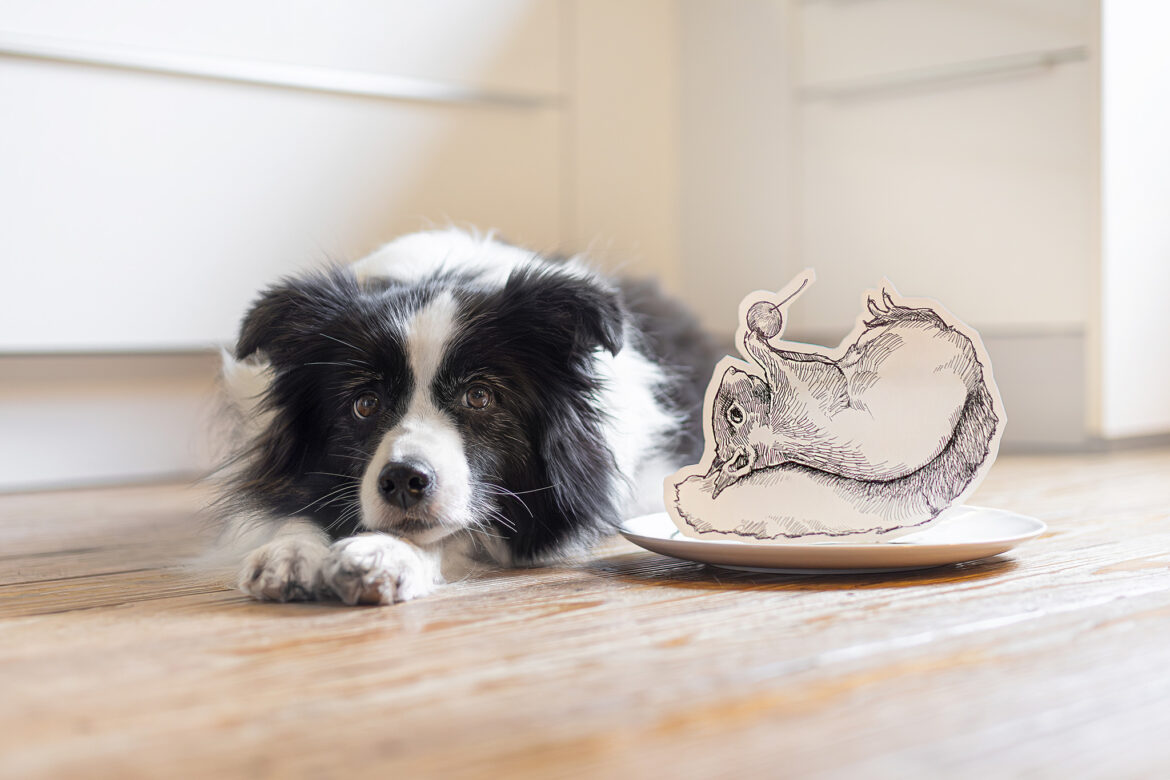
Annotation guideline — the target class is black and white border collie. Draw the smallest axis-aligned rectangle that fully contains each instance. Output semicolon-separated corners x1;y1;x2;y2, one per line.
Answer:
218;229;716;605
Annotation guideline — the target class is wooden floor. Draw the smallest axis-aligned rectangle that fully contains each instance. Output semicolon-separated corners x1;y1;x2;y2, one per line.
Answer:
2;450;1169;778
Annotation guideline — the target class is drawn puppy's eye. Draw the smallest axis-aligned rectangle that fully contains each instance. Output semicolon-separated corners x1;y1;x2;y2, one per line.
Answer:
462;384;494;410
727;403;744;426
352;392;381;419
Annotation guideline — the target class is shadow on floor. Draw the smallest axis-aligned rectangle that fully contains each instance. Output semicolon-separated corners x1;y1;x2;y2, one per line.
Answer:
582;551;1018;592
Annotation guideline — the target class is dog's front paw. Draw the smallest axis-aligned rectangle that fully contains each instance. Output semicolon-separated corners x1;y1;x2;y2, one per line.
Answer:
239;537;328;602
321;534;442;605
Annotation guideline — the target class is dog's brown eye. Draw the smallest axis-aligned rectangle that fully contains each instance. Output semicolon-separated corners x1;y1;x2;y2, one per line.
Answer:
353;392;380;419
727;403;744;425
463;384;493;410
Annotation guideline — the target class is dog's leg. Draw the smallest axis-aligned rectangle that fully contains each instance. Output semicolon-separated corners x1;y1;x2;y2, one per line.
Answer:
320;533;443;605
238;517;330;602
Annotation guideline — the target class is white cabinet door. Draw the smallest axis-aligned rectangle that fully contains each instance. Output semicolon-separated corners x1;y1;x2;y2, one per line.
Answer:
0;1;562;351
797;0;1096;333
801;0;1092;86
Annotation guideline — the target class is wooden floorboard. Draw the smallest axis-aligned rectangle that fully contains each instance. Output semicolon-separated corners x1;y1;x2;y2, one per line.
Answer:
0;452;1168;778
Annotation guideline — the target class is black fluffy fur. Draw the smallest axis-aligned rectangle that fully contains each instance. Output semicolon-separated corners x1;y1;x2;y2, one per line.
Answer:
224;261;717;562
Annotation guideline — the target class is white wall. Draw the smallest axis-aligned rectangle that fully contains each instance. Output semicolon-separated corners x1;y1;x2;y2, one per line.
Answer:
0;354;223;490
1099;1;1170;438
677;0;799;332
5;0;1169;492
0;0;564;352
568;0;681;288
0;1;682;489
797;0;1096;334
677;0;1102;449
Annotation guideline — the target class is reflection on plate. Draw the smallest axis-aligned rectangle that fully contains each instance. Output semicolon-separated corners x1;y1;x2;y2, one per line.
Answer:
618;505;1045;574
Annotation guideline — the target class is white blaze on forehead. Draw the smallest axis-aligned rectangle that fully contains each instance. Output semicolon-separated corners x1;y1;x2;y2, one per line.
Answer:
360;291;472;538
406;290;460;389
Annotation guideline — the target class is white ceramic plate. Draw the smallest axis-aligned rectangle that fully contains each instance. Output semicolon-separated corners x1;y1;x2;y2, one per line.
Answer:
619;505;1045;573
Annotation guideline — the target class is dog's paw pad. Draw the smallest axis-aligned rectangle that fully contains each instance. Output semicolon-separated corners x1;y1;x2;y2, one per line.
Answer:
239;538;327;602
321;535;441;605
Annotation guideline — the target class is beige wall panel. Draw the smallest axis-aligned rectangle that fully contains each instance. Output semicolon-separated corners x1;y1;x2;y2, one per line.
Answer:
0;355;222;491
568;0;680;287
677;0;799;331
799;61;1095;333
802;0;1093;85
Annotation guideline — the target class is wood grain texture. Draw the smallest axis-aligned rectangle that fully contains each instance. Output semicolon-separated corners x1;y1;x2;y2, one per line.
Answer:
1;450;1168;778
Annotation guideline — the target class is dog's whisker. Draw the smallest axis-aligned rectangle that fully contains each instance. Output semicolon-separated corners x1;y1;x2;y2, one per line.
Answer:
467;525;507;542
484;483;560;497
335;498;363;521
482;483;537;518
326;493;365;527
341;443;368;451
317;332;372;363
309;487;360;513
329;454;371;464
325;501;364;533
471;519;509;539
306;471;363;482
479;505;517;532
340;445;374;458
315;496;357;520
283;483;361;518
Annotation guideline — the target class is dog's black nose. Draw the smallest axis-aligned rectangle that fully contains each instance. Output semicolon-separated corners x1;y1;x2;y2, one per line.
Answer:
377;461;435;509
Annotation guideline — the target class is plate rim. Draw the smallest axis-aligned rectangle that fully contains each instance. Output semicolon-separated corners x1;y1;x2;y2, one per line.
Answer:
617;506;1045;572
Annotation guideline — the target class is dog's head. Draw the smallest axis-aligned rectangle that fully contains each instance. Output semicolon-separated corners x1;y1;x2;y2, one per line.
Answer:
226;262;626;561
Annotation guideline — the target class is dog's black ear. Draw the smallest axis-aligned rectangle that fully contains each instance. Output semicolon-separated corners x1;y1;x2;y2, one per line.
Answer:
506;388;622;562
499;268;625;356
236;284;301;360
236;270;356;360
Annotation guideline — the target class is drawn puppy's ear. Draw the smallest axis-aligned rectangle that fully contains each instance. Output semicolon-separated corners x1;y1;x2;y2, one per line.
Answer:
498;268;625;357
236;269;357;360
749;373;773;404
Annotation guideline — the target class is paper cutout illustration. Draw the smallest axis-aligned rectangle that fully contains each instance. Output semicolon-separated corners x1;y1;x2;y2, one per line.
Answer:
666;271;1005;543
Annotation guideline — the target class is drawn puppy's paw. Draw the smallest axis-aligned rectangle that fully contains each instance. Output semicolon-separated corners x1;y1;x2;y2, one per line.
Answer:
320;534;442;605
239;537;328;602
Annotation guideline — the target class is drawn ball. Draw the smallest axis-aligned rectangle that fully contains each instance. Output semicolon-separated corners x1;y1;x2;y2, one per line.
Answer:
747;302;783;338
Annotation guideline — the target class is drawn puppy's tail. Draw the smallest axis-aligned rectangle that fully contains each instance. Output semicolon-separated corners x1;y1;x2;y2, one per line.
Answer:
917;380;998;509
842;297;1002;522
818;376;999;529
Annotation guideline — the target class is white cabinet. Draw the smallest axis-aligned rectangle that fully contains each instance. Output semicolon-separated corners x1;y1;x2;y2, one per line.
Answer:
0;1;563;351
798;0;1097;333
680;0;1170;445
798;0;1170;441
801;0;1090;85
0;0;562;96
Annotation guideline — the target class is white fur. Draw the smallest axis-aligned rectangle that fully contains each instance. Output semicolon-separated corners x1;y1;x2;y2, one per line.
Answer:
237;518;330;602
353;227;538;288
358;292;474;544
219;349;275;438
595;348;679;514
321;533;442;605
